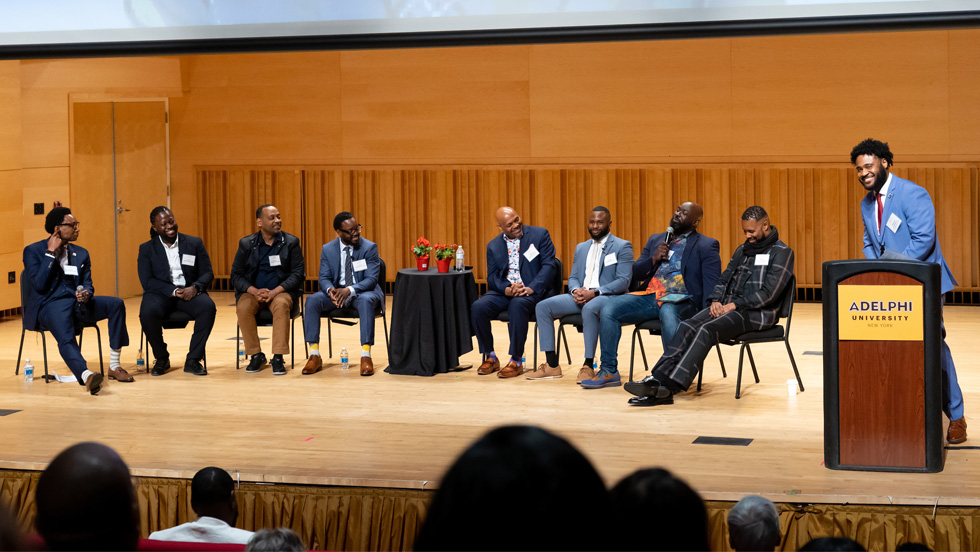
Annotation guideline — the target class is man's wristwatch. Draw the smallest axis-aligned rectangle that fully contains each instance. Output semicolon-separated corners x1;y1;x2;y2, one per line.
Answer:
593;289;601;296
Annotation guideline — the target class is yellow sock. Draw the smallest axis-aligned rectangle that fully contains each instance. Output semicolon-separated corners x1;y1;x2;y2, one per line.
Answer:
310;343;319;351
362;344;371;356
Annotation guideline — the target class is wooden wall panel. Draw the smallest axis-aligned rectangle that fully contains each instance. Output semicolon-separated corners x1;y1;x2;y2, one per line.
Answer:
949;30;980;156
197;164;980;294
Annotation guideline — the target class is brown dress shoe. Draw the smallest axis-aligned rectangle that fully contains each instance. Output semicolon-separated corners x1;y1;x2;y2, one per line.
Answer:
85;372;104;395
108;367;134;382
477;357;500;375
498;360;524;378
576;365;595;384
948;417;967;444
360;356;374;376
302;355;323;375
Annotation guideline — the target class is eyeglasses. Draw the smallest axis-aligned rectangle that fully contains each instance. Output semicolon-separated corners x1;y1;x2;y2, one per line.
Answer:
339;224;363;236
58;222;80;229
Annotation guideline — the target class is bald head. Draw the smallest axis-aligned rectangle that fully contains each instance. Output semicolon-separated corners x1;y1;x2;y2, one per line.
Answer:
36;442;139;551
495;206;524;239
670;202;704;234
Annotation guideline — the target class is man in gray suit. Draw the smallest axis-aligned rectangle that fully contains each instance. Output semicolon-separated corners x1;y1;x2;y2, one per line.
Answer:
528;206;634;380
302;212;385;376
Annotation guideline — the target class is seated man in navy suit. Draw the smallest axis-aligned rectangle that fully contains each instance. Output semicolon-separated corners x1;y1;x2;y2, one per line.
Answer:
231;205;305;376
22;206;133;394
528;206;634;380
583;202;721;389
302;211;385;377
137;206;216;376
471;206;557;378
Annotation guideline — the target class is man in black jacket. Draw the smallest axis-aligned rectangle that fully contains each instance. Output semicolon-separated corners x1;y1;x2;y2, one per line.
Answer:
231;205;304;375
137;206;216;376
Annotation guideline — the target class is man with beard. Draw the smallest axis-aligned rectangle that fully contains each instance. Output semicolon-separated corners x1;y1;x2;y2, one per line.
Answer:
22;206;134;394
851;138;966;443
527;206;634;380
231;204;304;375
581;202;721;389
137;206;216;376
302;211;385;377
624;206;794;405
471;206;558;378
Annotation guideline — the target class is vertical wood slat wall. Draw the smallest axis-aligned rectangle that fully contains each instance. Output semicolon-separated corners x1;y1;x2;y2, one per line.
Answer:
198;165;980;293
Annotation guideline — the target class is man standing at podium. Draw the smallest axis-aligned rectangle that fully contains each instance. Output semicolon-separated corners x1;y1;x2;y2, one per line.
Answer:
851;138;966;444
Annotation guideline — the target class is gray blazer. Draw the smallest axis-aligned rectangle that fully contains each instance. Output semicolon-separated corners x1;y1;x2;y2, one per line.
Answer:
567;234;634;296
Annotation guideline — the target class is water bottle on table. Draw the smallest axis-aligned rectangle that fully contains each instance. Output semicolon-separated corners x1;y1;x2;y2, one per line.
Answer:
340;347;349;370
455;245;465;271
24;359;33;382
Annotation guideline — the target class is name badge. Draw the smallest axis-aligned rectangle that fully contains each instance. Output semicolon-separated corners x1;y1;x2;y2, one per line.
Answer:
64;265;79;276
181;254;196;266
754;254;770;266
886;213;902;234
524;244;539;261
352;259;368;272
269;255;281;267
668;250;674;259
603;253;617;266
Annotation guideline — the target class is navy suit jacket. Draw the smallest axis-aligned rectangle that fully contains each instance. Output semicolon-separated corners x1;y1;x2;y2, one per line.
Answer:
318;237;385;308
22;240;94;331
486;225;557;298
137;233;214;297
629;230;722;309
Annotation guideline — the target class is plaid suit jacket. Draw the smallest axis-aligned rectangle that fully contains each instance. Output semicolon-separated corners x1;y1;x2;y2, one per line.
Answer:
706;239;794;329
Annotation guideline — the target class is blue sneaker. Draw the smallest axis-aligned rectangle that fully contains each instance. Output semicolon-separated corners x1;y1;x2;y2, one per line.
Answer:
580;369;621;389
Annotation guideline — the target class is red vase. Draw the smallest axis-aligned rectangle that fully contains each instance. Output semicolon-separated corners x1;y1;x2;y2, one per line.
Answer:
416;255;429;271
436;257;452;273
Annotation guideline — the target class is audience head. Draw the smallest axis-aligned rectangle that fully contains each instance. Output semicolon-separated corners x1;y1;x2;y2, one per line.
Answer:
494;206;523;240
245;528;305;552
799;536;866;551
255;204;282;236
589;206;612;241
414;425;609;551
35;442;139;551
609;467;709;551
741;205;772;243
895;542;933;551
190;467;239;526
149;206;177;240
728;495;781;551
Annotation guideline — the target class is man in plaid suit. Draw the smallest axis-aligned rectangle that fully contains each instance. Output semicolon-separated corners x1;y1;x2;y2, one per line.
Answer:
624;205;795;406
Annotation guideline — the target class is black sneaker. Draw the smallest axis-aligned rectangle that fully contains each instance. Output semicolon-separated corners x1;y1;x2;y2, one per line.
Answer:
245;352;266;373
150;357;171;376
271;356;286;375
183;359;207;376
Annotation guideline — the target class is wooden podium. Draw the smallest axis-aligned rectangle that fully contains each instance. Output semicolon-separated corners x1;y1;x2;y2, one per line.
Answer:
822;260;945;473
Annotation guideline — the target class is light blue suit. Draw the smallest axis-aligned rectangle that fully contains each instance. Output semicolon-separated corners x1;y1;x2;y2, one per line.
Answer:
535;234;634;359
304;237;385;346
861;174;963;420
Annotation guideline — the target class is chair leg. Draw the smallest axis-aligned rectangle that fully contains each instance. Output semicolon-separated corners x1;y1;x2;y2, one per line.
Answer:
41;332;50;383
735;343;748;399
786;340;804;392
696;361;704;392
95;326;104;376
291;317;295;370
327;319;333;358
628;326;640;382
532;322;538;368
16;328;26;374
637;330;649;372
383;312;390;357
745;344;760;383
236;324;241;369
715;344;727;378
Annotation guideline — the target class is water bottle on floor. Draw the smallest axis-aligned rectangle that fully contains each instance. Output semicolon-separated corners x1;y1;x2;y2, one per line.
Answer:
24;359;33;382
340;347;349;370
239;349;246;365
136;349;145;372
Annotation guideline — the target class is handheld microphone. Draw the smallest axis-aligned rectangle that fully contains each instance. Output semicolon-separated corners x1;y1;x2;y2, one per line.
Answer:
664;226;674;244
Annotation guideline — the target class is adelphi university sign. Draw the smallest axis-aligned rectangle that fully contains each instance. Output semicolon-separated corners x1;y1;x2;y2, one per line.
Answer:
838;285;923;341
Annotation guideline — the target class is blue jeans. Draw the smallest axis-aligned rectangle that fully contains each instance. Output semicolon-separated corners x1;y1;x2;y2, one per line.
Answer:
597;294;697;374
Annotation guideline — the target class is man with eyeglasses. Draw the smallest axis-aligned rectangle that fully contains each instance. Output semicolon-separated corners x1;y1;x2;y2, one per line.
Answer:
231;204;305;375
302;212;385;376
22;206;134;394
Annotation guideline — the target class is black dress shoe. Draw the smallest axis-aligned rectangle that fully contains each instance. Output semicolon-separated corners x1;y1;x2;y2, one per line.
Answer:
150;358;171;376
625;375;671;398
183;359;207;376
245;353;266;373
628;395;674;407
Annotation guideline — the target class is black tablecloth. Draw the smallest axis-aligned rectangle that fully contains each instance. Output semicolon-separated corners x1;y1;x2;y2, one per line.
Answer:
384;268;478;377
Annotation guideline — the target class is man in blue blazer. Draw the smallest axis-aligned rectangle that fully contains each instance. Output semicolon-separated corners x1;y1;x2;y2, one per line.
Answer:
528;206;633;381
137;207;216;376
852;138;966;443
22;207;133;394
302;212;385;377
582;202;721;389
472;206;558;378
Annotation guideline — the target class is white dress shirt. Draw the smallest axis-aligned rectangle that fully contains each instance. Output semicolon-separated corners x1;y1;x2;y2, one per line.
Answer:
148;516;254;545
582;235;609;290
160;235;186;288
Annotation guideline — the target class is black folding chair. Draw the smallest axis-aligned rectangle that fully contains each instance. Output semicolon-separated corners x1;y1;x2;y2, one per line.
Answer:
139;310;208;373
630;318;728;385
319;259;390;358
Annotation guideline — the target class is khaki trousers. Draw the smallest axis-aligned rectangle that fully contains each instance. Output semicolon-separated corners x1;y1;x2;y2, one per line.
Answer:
237;292;294;355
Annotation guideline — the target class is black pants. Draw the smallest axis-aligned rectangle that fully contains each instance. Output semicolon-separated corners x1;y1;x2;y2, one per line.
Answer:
653;307;757;391
139;292;216;362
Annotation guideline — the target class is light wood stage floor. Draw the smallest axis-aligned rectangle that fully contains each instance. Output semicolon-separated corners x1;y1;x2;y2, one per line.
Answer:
2;293;979;508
